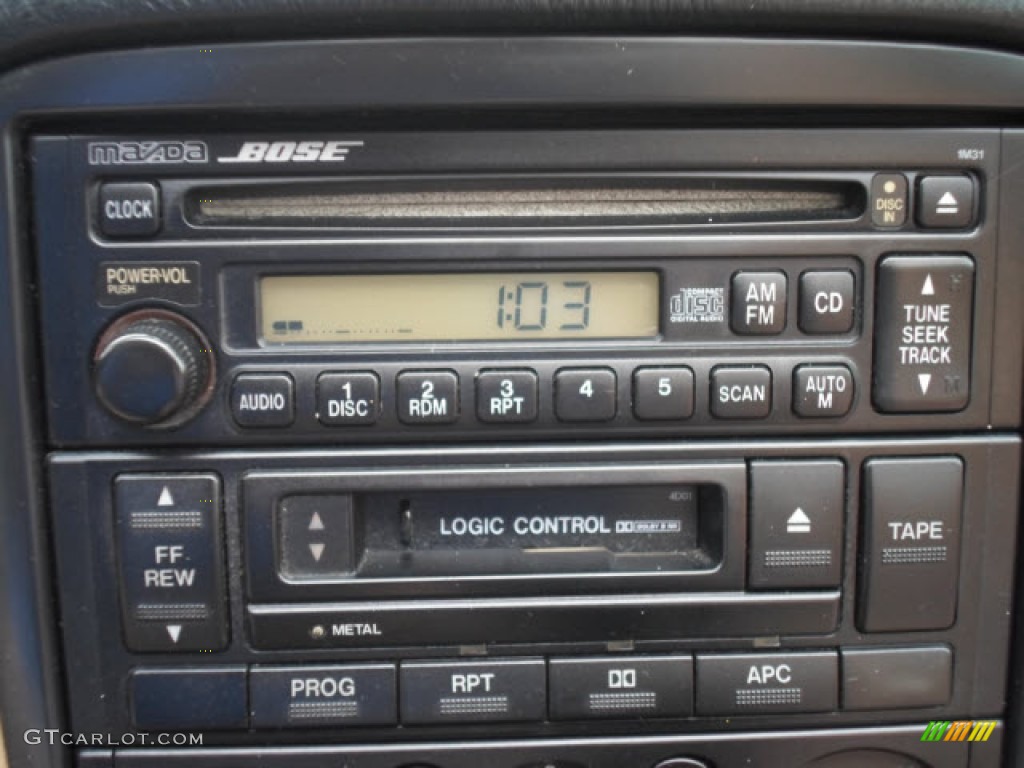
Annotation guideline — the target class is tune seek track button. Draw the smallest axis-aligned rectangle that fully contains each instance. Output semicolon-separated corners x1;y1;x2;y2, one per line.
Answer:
873;255;974;412
401;659;546;724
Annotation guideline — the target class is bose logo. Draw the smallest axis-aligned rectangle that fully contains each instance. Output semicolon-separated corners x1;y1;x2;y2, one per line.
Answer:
217;140;364;164
88;141;208;165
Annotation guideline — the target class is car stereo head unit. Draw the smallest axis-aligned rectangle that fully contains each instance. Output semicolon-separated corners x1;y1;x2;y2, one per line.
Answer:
31;128;1001;447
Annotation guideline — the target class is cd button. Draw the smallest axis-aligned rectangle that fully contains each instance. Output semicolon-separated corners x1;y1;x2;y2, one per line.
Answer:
476;370;539;423
548;655;694;720
731;272;787;335
317;372;380;426
397;371;460;425
250;664;397;728
710;366;772;419
695;651;838;716
798;271;855;335
231;373;295;428
792;365;855;418
400;658;546;724
633;367;695;421
555;368;617;422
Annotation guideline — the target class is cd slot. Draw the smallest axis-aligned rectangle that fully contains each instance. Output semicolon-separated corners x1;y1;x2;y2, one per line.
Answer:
186;176;865;229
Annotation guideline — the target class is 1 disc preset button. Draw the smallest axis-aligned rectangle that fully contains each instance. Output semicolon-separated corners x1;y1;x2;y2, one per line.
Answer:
317;372;380;426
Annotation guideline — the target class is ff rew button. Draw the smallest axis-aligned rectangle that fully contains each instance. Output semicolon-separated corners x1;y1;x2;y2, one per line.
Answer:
695;652;839;715
99;182;161;237
250;664;397;728
549;655;694;720
115;474;227;652
401;658;546;724
873;255;974;412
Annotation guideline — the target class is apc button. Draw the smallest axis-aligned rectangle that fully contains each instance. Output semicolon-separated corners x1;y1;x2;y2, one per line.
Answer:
710;366;772;419
401;659;546;724
549;655;693;720
799;271;855;335
695;652;838;715
231;373;295;428
250;664;397;728
99;182;161;237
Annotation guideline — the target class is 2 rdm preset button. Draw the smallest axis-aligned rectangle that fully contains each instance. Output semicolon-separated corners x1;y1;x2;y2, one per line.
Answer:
397;371;459;425
873;255;974;412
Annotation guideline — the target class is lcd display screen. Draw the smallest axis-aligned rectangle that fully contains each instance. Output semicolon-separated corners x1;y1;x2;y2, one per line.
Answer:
260;272;660;343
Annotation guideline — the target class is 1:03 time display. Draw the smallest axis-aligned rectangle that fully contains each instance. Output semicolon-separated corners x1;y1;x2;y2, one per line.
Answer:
496;281;592;332
260;271;660;343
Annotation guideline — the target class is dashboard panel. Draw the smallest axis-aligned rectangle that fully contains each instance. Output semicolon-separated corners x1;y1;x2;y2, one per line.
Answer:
0;21;1023;768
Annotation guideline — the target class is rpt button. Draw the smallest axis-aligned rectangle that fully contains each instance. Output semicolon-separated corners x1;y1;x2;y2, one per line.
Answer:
400;658;546;724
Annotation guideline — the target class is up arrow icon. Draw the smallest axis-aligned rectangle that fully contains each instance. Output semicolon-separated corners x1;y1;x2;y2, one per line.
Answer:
921;275;935;296
157;486;175;507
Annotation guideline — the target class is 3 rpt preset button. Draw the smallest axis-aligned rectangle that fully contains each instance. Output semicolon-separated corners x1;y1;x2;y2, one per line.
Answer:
477;370;539;423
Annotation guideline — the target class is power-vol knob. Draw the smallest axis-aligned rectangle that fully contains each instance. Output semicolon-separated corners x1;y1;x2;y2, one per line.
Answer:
93;310;215;428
